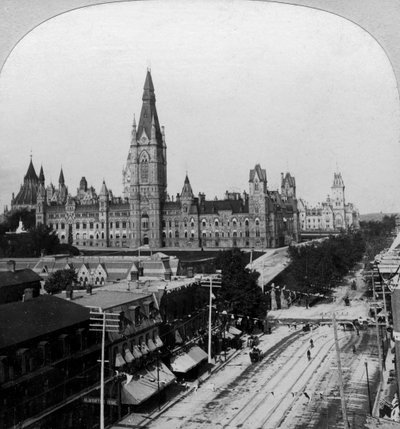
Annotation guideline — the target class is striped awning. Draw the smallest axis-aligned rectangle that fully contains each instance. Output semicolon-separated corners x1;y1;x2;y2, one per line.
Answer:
132;345;142;359
115;353;126;368
154;335;163;348
147;339;157;352
124;348;135;363
141;342;150;355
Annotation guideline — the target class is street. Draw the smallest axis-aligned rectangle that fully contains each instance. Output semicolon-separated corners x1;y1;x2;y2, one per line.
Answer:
115;323;380;429
110;266;384;429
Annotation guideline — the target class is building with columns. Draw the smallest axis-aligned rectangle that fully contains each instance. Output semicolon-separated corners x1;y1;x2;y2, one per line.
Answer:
21;70;299;249
298;172;360;232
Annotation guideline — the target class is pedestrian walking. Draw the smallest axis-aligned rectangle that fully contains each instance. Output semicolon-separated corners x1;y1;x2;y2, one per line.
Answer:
307;350;311;361
310;339;314;348
352;345;356;354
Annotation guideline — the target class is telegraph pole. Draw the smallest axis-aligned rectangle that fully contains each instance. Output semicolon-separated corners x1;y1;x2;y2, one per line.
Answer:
372;273;384;382
89;308;120;429
200;277;221;364
332;313;349;429
100;312;105;429
208;277;213;364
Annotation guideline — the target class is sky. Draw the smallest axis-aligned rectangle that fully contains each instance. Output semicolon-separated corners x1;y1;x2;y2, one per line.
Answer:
0;0;399;215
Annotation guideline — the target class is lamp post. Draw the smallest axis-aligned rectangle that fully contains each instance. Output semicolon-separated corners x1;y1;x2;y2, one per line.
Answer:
156;350;161;410
365;361;372;415
221;310;228;362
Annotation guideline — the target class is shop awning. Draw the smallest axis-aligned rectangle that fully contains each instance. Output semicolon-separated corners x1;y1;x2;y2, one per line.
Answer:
170;346;208;373
147;339;157;352
124;349;135;363
187;346;208;364
115;353;126;368
170;352;197;373
148;362;176;386
175;330;183;344
224;331;235;339
121;372;157;405
154;335;163;348
141;342;149;355
121;364;176;405
132;345;142;359
228;326;242;336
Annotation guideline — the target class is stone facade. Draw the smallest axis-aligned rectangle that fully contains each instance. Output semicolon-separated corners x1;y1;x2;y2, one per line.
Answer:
31;70;299;249
298;172;360;232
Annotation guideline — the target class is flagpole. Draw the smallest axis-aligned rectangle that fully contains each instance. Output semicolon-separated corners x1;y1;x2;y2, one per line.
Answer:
208;277;213;364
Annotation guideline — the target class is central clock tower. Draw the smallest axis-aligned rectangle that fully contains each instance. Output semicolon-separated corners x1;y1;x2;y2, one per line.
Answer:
124;70;167;248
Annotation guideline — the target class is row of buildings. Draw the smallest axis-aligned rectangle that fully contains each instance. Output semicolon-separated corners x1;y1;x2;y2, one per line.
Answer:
0;256;233;428
8;70;359;250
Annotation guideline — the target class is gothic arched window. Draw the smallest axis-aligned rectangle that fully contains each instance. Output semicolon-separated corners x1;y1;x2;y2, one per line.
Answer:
140;152;149;183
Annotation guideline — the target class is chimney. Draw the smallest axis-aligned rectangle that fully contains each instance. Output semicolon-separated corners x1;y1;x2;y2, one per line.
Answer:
7;260;16;272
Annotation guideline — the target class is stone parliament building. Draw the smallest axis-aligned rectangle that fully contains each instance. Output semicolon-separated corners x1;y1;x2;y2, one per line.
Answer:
11;71;300;250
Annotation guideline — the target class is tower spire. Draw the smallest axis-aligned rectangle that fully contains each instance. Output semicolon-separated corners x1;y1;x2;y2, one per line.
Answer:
136;70;162;145
39;165;45;185
59;167;65;185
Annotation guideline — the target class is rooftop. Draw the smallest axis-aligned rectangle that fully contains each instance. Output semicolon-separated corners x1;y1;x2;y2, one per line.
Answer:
0;295;89;349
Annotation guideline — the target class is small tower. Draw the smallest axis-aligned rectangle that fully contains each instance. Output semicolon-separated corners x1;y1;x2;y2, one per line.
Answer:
331;172;346;229
99;180;109;247
38;166;45;186
180;174;195;209
36;169;47;226
58;167;68;204
249;164;269;245
281;172;296;200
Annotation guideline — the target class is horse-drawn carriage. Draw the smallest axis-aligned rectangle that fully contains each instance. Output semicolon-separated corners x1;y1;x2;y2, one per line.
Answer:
247;335;260;348
249;347;262;363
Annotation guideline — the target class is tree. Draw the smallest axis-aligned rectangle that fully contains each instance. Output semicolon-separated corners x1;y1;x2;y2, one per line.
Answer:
215;248;268;320
44;267;77;295
288;231;366;296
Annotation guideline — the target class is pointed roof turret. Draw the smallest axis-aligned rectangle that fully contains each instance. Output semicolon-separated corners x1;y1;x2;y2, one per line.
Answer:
24;158;38;183
58;168;65;185
99;180;108;197
39;166;45;185
181;174;194;200
136;70;163;146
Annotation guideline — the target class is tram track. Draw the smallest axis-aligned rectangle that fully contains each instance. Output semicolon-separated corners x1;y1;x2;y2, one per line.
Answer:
220;327;338;428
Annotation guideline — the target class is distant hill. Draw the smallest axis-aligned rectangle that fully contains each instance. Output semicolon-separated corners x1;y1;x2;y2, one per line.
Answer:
360;213;399;222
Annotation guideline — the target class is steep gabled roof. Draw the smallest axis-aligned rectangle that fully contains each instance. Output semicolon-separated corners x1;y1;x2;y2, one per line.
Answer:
249;164;267;183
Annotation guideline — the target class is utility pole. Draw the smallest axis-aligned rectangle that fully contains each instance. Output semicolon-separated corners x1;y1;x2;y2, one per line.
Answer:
200;277;221;364
332;313;349;429
100;312;105;429
372;273;384;382
365;361;372;415
89;308;120;429
208;277;213;364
